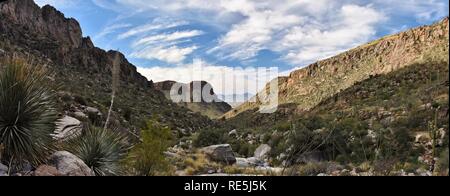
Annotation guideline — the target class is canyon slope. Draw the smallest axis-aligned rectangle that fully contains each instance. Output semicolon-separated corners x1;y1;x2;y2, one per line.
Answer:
0;0;214;134
225;18;449;119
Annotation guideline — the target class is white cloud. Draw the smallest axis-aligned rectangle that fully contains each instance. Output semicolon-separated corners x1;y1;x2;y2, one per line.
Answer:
278;4;386;64
117;20;188;40
131;45;198;64
93;0;448;67
137;59;278;96
94;23;132;39
374;0;449;23
34;0;79;8
134;30;203;47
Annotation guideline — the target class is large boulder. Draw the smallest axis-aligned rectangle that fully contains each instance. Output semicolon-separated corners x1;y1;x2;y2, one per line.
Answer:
52;116;82;141
0;163;8;176
85;107;102;117
254;144;271;160
202;144;236;164
48;151;94;176
34;165;60;176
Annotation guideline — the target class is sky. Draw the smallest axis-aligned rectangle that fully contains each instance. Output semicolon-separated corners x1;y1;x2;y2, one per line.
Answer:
34;0;449;96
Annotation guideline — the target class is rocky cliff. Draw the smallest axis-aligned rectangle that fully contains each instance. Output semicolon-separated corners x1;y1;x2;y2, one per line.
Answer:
225;17;449;118
0;0;213;133
155;80;232;119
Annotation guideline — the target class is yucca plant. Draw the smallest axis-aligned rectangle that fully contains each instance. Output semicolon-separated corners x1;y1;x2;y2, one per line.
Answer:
66;125;129;176
0;61;58;168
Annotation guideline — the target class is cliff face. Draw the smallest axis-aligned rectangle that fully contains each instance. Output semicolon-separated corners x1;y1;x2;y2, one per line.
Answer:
226;17;449;118
155;80;232;119
0;0;213;132
0;0;149;87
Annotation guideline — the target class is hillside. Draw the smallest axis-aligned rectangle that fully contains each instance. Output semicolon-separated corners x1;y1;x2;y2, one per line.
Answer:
154;81;232;119
225;18;449;119
0;0;214;135
210;60;448;175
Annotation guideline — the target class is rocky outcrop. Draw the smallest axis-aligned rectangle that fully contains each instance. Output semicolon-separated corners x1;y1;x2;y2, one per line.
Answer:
0;0;82;48
226;17;449;118
0;0;213;132
155;80;232;119
201;144;236;164
47;151;94;176
0;0;150;87
254;144;271;160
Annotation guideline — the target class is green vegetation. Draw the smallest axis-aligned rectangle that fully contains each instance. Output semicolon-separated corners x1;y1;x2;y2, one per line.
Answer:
0;60;58;168
123;120;173;176
65;125;129;176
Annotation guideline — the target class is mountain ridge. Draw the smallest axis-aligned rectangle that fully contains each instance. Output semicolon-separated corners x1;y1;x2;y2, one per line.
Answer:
154;80;232;119
225;17;449;119
0;0;214;133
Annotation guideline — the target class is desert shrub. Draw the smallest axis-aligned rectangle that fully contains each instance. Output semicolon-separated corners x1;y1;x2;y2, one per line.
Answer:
66;125;129;176
435;148;449;176
193;129;226;147
123;120;173;176
288;162;328;176
0;61;58;168
73;95;87;105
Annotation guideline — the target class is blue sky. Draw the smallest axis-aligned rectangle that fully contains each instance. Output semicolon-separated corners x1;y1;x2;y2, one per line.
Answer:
35;0;448;95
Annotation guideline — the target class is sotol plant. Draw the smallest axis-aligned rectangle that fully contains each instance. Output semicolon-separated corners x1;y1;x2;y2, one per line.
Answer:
0;60;58;167
66;125;129;176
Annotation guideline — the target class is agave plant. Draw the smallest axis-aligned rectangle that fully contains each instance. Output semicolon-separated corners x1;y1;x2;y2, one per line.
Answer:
0;61;58;167
66;125;129;176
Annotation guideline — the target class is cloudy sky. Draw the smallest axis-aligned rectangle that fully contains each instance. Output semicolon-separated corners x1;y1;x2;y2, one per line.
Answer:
35;0;448;95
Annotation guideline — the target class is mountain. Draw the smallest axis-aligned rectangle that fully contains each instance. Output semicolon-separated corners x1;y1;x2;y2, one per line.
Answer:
218;93;255;108
154;80;232;119
225;18;449;119
0;0;214;135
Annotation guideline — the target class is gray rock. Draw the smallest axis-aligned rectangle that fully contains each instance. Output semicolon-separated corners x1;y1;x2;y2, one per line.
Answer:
48;151;94;176
52;116;82;141
202;144;236;164
0;163;8;176
229;129;238;137
73;111;88;119
254;144;271;160
295;151;327;164
85;107;102;116
235;158;251;167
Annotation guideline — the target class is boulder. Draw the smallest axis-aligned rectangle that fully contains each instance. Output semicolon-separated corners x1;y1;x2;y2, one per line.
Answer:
235;157;266;167
85;107;102;116
254;144;271;160
0;163;8;176
229;129;238;137
235;158;250;167
295;151;327;164
34;165;60;176
202;144;236;164
52;116;82;141
73;111;88;119
48;151;94;176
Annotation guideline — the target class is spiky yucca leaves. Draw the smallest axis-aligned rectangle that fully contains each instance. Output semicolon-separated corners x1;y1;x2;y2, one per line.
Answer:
66;125;129;176
0;61;58;167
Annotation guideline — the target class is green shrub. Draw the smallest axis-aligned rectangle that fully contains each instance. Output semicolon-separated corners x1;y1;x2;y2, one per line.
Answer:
66;125;129;176
123;120;173;176
288;162;328;176
193;129;226;147
435;148;449;176
0;61;58;168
